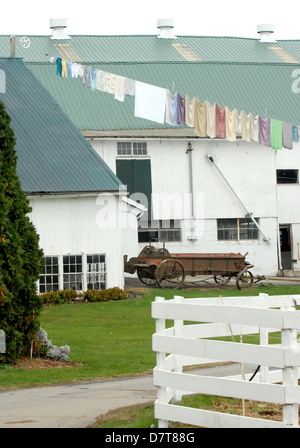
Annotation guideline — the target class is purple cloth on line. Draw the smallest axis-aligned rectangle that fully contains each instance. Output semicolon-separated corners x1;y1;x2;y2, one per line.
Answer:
259;116;270;147
177;93;185;125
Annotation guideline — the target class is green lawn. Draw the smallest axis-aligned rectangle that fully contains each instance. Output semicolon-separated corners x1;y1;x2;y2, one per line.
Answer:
1;284;300;390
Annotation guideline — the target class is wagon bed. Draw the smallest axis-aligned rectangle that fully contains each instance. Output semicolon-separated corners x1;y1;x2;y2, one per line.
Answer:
124;245;253;290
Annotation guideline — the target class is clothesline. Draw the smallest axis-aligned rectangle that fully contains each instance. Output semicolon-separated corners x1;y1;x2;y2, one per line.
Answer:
55;58;300;151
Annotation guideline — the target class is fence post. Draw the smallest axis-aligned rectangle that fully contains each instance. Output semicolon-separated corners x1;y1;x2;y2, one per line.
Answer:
259;293;269;383
0;330;5;354
154;296;169;429
282;304;298;426
172;295;184;404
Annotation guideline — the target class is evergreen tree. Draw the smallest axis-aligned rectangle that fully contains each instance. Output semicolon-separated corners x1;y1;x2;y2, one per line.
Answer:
0;101;44;363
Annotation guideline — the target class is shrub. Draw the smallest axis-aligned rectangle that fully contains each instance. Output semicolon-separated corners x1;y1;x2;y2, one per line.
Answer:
40;289;78;306
80;287;129;303
0;102;44;364
40;287;129;305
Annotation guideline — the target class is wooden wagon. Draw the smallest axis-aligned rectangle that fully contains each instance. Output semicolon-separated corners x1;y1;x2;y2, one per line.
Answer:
124;245;254;290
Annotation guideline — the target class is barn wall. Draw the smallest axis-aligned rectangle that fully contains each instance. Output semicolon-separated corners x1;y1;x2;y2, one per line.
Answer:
91;138;283;276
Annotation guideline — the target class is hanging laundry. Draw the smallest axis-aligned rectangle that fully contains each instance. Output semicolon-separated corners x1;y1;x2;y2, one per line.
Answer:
67;61;72;79
56;58;62;77
82;66;90;87
78;64;84;77
114;75;126;102
104;72;117;94
95;70;106;91
282;122;293;150
215;104;226;138
124;78;135;96
194;99;207;137
235;111;243;137
242;112;251;142
250;114;259;142
185;95;196;128
89;68;97;91
206;102;216;138
293;125;299;142
71;62;79;78
165;90;178;126
225;107;236;141
134;81;167;124
61;59;68;78
270;119;282;151
259;116;270;147
177;93;185;125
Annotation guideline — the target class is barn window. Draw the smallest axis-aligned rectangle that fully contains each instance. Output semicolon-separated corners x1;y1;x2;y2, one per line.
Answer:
217;218;259;241
87;254;106;290
39;256;59;293
276;169;298;184
39;254;107;292
138;220;181;243
117;141;147;156
63;255;83;290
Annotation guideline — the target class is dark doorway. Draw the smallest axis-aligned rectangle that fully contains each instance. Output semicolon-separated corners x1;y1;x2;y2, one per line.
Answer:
116;159;152;222
280;225;292;270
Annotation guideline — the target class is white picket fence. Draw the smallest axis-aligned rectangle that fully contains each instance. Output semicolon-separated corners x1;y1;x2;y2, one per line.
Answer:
152;293;300;428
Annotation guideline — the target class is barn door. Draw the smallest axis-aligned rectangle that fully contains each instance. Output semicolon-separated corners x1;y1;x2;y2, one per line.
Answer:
280;225;292;270
116;159;152;221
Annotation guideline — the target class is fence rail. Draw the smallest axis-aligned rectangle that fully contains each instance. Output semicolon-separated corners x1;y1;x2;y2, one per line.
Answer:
152;293;300;428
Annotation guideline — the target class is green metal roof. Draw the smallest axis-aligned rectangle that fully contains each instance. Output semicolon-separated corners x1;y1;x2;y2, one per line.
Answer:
1;34;300;64
0;58;123;193
28;61;300;130
1;34;300;131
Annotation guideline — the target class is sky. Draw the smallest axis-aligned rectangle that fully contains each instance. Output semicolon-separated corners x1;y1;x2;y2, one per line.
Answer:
0;0;299;40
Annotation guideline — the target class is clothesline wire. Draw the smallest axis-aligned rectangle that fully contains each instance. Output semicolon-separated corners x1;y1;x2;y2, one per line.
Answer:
54;57;300;150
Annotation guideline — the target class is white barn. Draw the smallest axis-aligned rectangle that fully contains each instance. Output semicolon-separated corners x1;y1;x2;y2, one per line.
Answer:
1;20;300;280
0;58;140;292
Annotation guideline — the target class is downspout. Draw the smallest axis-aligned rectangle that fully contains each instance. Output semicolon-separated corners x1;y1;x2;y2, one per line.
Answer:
186;142;195;219
275;153;283;271
206;154;271;243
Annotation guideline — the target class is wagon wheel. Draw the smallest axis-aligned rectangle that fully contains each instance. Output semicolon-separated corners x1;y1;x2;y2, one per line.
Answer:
154;259;185;289
137;267;156;287
236;270;254;290
214;275;232;286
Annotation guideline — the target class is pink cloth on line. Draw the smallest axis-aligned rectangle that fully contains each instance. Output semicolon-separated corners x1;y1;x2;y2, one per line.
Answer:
177;93;185;125
215;104;226;138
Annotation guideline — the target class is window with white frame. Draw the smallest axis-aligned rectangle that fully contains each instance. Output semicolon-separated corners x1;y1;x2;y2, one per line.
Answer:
117;141;147;156
63;255;83;290
217;218;259;241
39;254;107;293
39;256;59;293
138;220;181;243
87;254;106;290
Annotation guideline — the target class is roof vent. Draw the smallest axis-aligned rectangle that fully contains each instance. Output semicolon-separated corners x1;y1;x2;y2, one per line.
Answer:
257;24;275;42
157;19;176;39
50;18;71;40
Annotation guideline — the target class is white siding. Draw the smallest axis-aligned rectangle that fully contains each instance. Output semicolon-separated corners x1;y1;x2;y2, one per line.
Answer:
91;138;281;276
28;194;138;289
